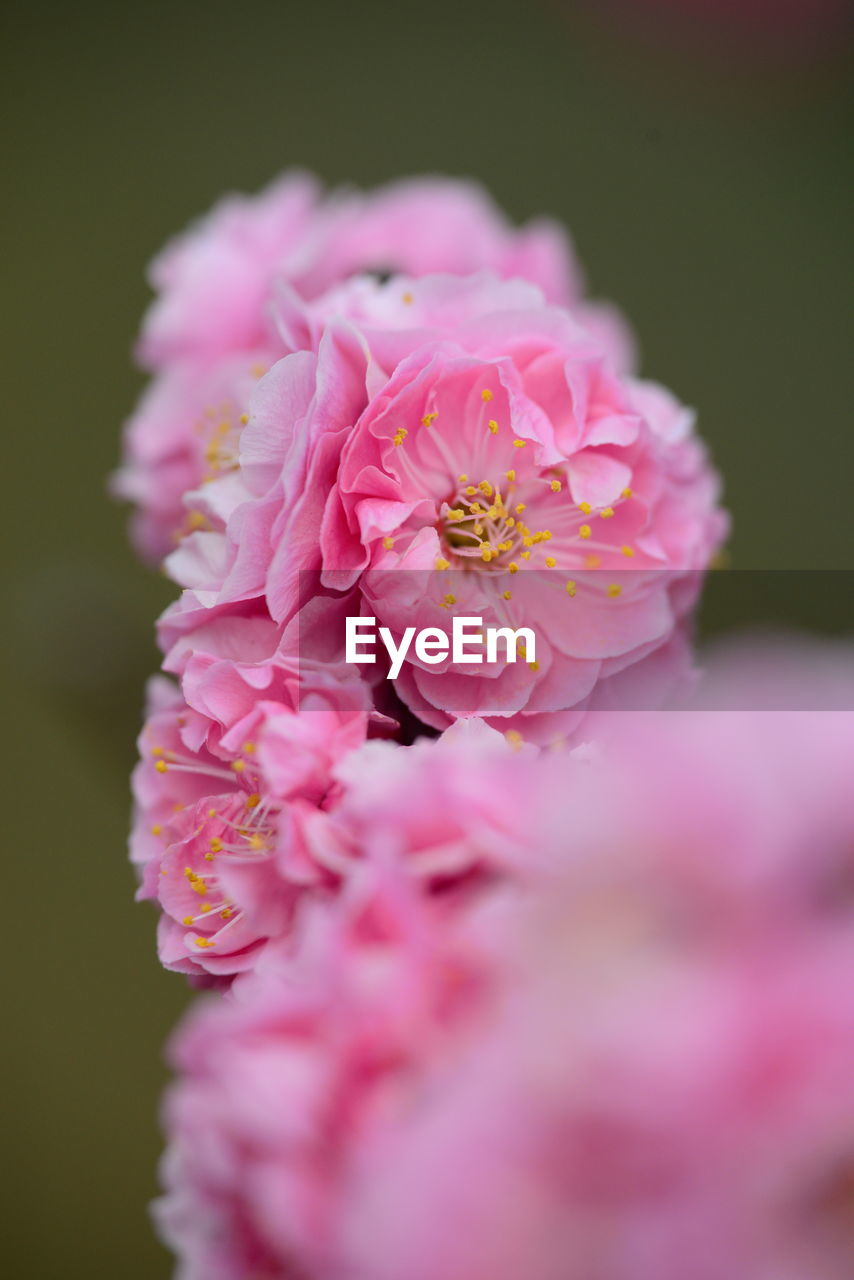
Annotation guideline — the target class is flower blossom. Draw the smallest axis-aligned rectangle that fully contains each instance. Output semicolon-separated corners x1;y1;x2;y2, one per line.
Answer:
154;654;854;1278
114;172;633;561
159;272;725;742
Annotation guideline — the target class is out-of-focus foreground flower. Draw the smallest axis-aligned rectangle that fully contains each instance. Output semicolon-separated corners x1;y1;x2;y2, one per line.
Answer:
154;644;854;1280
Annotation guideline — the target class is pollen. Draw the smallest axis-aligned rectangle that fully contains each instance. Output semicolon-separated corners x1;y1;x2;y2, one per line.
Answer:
150;825;162;837
621;487;633;499
579;502;592;515
508;562;519;574
231;760;246;773
565;580;577;597
443;593;457;606
550;480;562;492
155;760;168;774
481;389;493;402
505;469;516;482
621;545;634;558
512;439;526;448
505;730;523;751
194;937;215;948
436;557;450;571
515;503;526;514
607;584;622;598
600;507;615;519
502;590;512;600
382;536;395;550
421;412;438;427
242;742;255;754
448;508;465;521
402;291;414;304
487;419;499;434
545;556;556;568
239;413;249;425
579;525;592;539
209;838;223;854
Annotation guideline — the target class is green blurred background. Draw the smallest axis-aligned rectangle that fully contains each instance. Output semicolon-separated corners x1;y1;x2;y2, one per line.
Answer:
1;1;852;1275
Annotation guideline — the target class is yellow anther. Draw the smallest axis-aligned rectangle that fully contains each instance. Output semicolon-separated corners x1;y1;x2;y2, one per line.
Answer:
208;808;217;818
382;536;395;550
182;916;194;926
481;546;494;562
600;507;615;519
200;903;212;914
204;853;215;862
481;389;493;402
508;562;519;574
497;541;513;552
187;510;208;531
402;291;414;305
621;487;633;499
151;825;162;837
443;593;457;606
242;741;255;754
231;760;246;773
523;536;534;548
515;503;526;514
579;525;592;539
436;557;450;571
192;880;207;896
487;419;499;434
621;545;635;558
478;480;493;496
469;503;483;515
607;584;622;598
542;530;552;541
579;502;592;515
448;508;465;521
565;580;577;597
521;550;531;560
585;554;601;568
250;362;266;378
155;760;168;774
465;486;477;496
505;469;516;482
528;661;540;672
458;473;468;483
194;937;214;948
210;838;223;854
220;908;233;919
505;730;523;751
421;412;438;427
502;590;512;600
247;834;265;851
486;506;499;519
545;556;556;568
474;523;484;536
512;439;526;448
506;517;515;528
239;413;249;425
550;480;562;492
152;746;164;757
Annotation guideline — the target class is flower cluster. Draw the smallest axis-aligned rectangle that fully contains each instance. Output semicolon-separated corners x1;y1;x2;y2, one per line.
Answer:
113;173;852;1278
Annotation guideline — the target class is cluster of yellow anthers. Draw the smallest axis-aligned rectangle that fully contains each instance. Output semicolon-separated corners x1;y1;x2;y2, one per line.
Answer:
389;388;636;595
149;740;275;950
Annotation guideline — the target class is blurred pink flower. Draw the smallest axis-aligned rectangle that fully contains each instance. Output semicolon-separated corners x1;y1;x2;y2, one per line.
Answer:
160;273;724;741
154;648;854;1278
116;173;634;561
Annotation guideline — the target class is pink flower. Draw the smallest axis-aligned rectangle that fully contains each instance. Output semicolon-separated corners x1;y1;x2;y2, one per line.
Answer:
117;173;633;562
161;274;724;742
130;663;375;978
154;668;854;1279
154;871;496;1280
